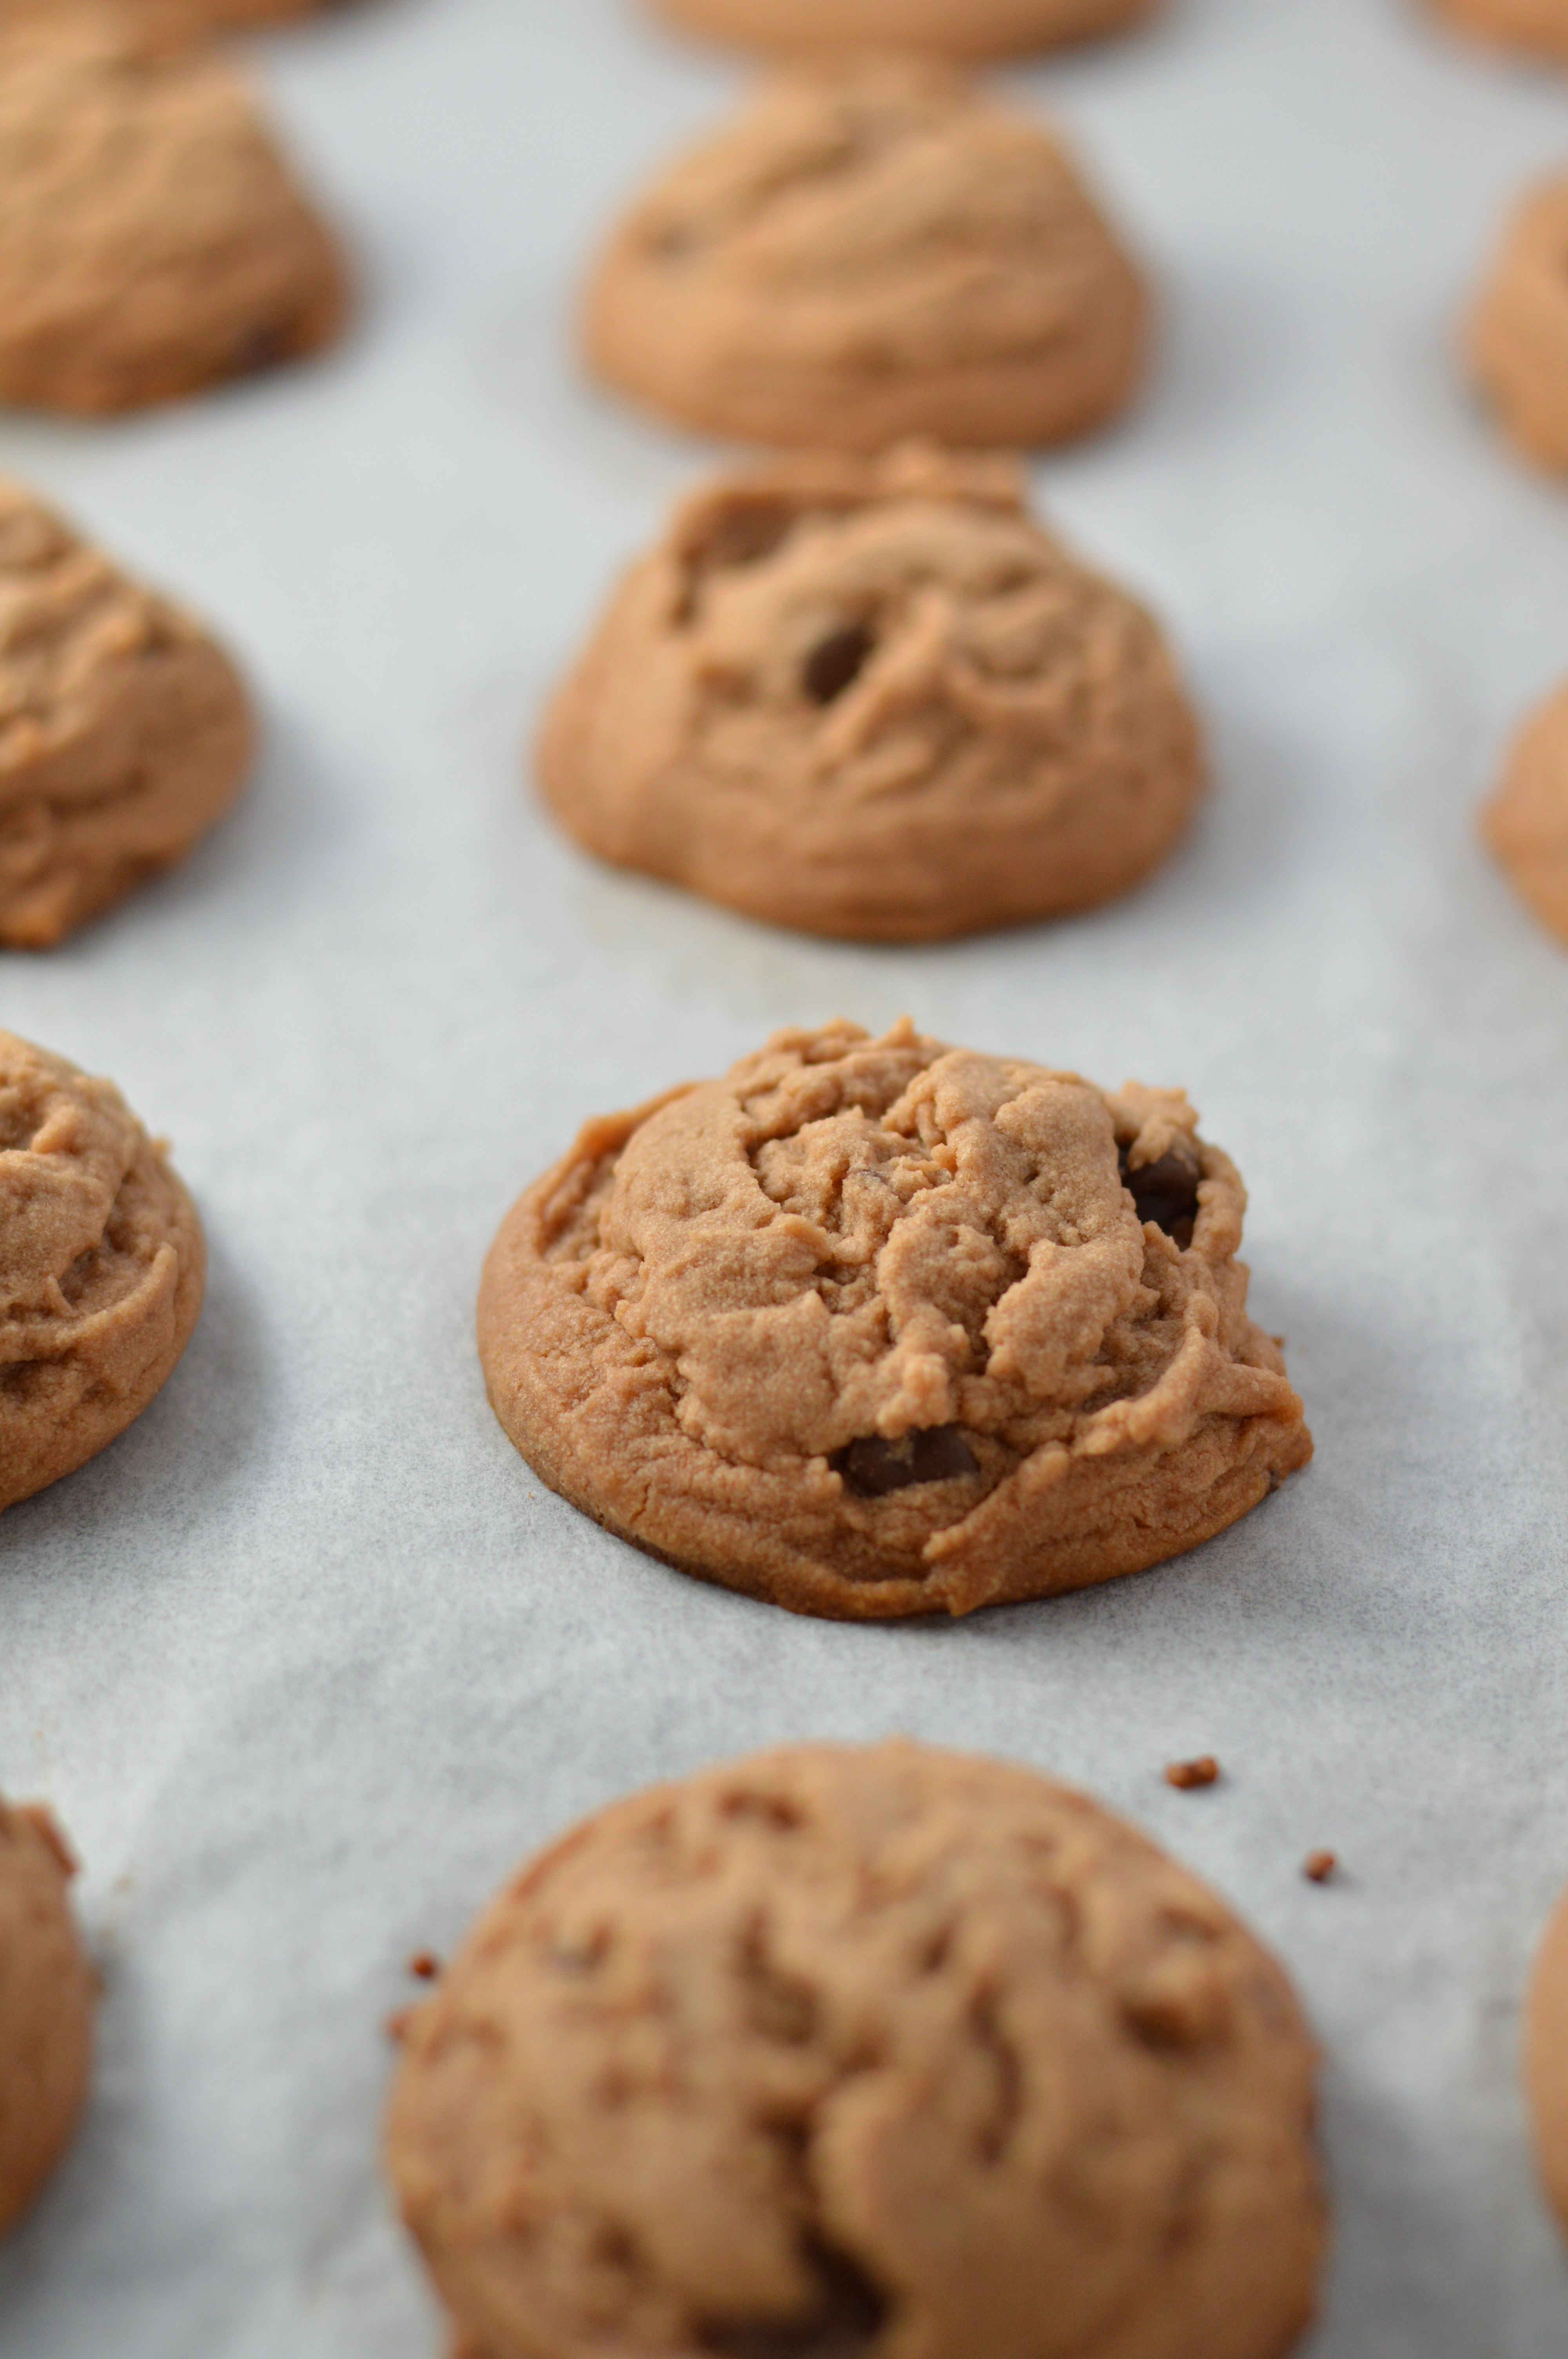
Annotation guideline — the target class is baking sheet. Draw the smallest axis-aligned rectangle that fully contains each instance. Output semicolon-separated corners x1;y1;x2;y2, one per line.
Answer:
3;0;1568;2348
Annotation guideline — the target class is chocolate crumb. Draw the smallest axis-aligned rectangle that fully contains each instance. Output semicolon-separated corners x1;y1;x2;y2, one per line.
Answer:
1119;1147;1201;1249
409;1951;441;1982
1165;1756;1220;1791
1303;1851;1337;1885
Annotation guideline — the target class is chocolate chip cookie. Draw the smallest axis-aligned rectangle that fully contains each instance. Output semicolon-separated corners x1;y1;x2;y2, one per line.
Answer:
1429;0;1568;58
0;1798;95;2239
0;478;255;949
9;0;343;24
477;1020;1311;1620
1481;679;1568;949
387;1740;1328;2359
648;0;1158;60
0;7;349;416
540;444;1203;941
0;1031;206;1515
583;55;1150;453
1529;1881;1568;2241
1469;177;1568;474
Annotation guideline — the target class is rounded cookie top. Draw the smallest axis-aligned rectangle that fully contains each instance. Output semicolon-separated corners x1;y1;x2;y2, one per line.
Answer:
387;1740;1328;2359
1429;0;1568;59
0;6;349;416
1468;176;1568;475
0;476;255;948
0;1797;95;2238
540;444;1203;942
0;1030;205;1515
478;1020;1311;1620
1481;680;1568;949
583;55;1150;454
648;0;1157;61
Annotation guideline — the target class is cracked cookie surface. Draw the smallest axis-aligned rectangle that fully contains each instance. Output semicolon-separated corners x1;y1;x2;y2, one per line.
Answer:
1469;177;1568;474
0;1031;205;1514
1482;680;1568;949
1430;0;1568;57
0;1797;95;2238
583;55;1150;453
648;0;1156;59
0;7;348;417
540;445;1203;942
0;478;254;948
387;1740;1327;2359
477;1020;1311;1620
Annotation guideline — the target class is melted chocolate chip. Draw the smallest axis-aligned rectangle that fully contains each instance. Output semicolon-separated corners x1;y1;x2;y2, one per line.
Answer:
833;1426;978;1498
802;621;875;705
1119;1148;1201;1249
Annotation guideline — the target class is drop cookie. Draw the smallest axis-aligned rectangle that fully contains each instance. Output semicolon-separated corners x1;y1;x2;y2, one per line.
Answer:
540;444;1203;941
0;1798;95;2239
0;7;348;417
387;1739;1328;2359
0;478;254;949
1529;1881;1568;2241
477;1019;1311;1621
648;0;1158;61
583;55;1150;454
1481;679;1568;947
1469;177;1568;473
1428;0;1568;59
0;1032;205;1515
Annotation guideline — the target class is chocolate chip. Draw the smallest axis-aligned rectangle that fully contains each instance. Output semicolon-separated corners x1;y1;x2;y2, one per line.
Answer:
802;621;874;705
833;1426;978;1498
1119;1148;1201;1248
1165;1756;1220;1791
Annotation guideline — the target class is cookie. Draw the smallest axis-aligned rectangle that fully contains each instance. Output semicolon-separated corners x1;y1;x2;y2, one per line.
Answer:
1528;1882;1568;2240
0;1799;95;2239
387;1740;1328;2359
1429;0;1568;59
648;0;1157;59
1468;178;1568;473
0;7;349;417
1481;680;1568;948
477;1019;1311;1621
583;55;1150;454
0;478;255;949
540;444;1203;942
8;0;342;25
0;1032;205;1515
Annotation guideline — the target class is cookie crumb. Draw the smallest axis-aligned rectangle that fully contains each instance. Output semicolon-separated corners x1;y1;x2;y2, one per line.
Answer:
409;1952;441;1982
1303;1851;1338;1885
1165;1756;1220;1791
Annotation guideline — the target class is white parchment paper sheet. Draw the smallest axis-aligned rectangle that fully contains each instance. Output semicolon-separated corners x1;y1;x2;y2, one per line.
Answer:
2;0;1568;2348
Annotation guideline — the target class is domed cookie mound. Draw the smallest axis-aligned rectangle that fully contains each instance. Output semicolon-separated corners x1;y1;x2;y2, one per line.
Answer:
387;1740;1328;2359
0;1798;94;2239
1469;178;1568;473
0;7;348;416
0;1032;205;1514
583;55;1150;453
1481;680;1568;948
477;1020;1312;1620
540;445;1203;942
648;0;1157;62
1429;0;1568;60
0;478;254;949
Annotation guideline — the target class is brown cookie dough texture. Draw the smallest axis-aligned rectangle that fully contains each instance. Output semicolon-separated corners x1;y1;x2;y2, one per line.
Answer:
0;8;349;417
583;56;1150;453
541;445;1203;941
1430;0;1568;58
478;1020;1311;1621
0;480;254;949
648;0;1157;61
388;1741;1328;2359
1481;680;1568;948
0;1032;205;1515
1529;1883;1568;2241
0;1799;95;2239
1469;178;1568;473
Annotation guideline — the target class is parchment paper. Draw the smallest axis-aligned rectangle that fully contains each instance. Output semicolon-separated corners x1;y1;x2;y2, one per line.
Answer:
3;0;1568;2349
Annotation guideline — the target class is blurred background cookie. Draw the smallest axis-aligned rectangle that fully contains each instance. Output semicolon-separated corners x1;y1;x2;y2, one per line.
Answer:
1481;678;1568;948
0;1798;94;2241
0;479;255;950
646;0;1159;62
583;54;1150;451
5;0;348;26
1428;0;1568;60
539;443;1204;941
387;1739;1327;2359
0;1032;205;1515
0;6;349;416
1468;176;1568;474
1530;1883;1568;2243
477;1019;1312;1621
